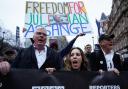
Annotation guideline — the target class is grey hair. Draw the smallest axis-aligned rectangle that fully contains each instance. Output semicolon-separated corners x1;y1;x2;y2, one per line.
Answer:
35;25;47;31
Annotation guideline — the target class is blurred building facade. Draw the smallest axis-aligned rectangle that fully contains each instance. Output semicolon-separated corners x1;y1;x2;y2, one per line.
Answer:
107;0;128;60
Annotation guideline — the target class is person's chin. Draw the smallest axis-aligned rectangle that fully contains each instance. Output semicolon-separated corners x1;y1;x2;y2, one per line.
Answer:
37;43;44;46
72;65;80;70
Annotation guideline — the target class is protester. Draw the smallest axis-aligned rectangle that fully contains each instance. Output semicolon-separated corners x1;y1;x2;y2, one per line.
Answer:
89;34;123;75
84;44;92;63
12;27;85;74
12;27;61;74
0;40;17;75
63;47;89;71
50;41;58;51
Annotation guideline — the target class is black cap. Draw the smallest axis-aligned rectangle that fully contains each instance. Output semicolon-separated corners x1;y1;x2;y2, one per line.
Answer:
98;34;115;42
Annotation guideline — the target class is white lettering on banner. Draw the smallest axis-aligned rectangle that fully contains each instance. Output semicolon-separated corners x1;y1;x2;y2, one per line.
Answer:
89;85;120;89
32;86;65;89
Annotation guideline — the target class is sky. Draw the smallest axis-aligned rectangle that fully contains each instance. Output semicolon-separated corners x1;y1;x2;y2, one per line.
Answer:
0;0;112;50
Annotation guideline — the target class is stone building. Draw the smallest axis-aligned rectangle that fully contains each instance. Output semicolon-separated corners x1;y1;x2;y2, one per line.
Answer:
107;0;128;61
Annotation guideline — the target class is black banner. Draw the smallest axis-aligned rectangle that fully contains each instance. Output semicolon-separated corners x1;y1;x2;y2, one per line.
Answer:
0;69;128;89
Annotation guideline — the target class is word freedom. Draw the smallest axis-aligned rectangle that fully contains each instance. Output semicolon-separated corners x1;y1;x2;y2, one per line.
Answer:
26;1;85;14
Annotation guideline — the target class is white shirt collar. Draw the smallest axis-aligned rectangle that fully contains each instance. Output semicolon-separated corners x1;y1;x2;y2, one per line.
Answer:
35;46;47;69
34;45;47;52
101;48;114;55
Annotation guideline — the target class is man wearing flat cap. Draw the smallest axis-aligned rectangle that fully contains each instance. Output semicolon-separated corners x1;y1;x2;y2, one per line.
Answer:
89;34;123;75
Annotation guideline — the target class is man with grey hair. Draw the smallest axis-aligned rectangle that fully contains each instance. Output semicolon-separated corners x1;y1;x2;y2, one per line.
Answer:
12;27;61;73
0;27;85;74
12;27;85;74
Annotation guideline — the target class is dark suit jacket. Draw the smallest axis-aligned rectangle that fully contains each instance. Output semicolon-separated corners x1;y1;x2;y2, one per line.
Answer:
90;50;123;71
12;45;62;70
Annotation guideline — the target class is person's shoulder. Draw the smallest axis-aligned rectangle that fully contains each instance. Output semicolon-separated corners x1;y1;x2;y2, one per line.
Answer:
115;52;121;55
91;50;101;55
114;52;124;61
114;52;122;57
46;46;52;51
17;46;31;54
90;50;103;58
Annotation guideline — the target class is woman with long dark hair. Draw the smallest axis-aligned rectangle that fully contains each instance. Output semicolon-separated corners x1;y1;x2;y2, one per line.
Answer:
64;47;89;71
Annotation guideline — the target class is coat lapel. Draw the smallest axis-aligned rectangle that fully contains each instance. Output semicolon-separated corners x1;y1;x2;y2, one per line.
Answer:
98;50;107;70
29;45;38;68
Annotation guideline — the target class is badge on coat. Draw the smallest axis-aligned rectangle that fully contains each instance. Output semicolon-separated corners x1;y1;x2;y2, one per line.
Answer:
100;61;103;64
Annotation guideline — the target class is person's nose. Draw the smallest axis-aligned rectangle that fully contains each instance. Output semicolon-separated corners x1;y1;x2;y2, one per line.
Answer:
72;55;77;59
39;34;44;37
39;34;46;38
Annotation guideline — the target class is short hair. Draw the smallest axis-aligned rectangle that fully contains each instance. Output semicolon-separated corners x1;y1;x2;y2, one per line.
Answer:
34;26;47;36
98;34;115;42
35;26;47;32
85;44;92;49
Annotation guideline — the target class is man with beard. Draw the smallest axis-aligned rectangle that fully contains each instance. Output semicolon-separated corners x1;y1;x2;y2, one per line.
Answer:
89;34;123;75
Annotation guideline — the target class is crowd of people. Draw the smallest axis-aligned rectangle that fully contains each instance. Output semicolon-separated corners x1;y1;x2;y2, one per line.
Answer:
0;27;126;76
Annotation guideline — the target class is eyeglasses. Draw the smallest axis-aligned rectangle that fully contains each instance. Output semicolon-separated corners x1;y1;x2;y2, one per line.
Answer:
36;32;47;36
86;47;91;48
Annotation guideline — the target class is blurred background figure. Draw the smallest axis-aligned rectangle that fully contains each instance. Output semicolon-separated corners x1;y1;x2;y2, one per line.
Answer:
0;39;18;63
49;33;86;62
0;39;17;75
50;41;58;51
84;44;92;61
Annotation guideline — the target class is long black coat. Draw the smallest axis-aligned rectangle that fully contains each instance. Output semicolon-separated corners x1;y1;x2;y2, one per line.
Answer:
89;50;123;71
12;45;62;70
